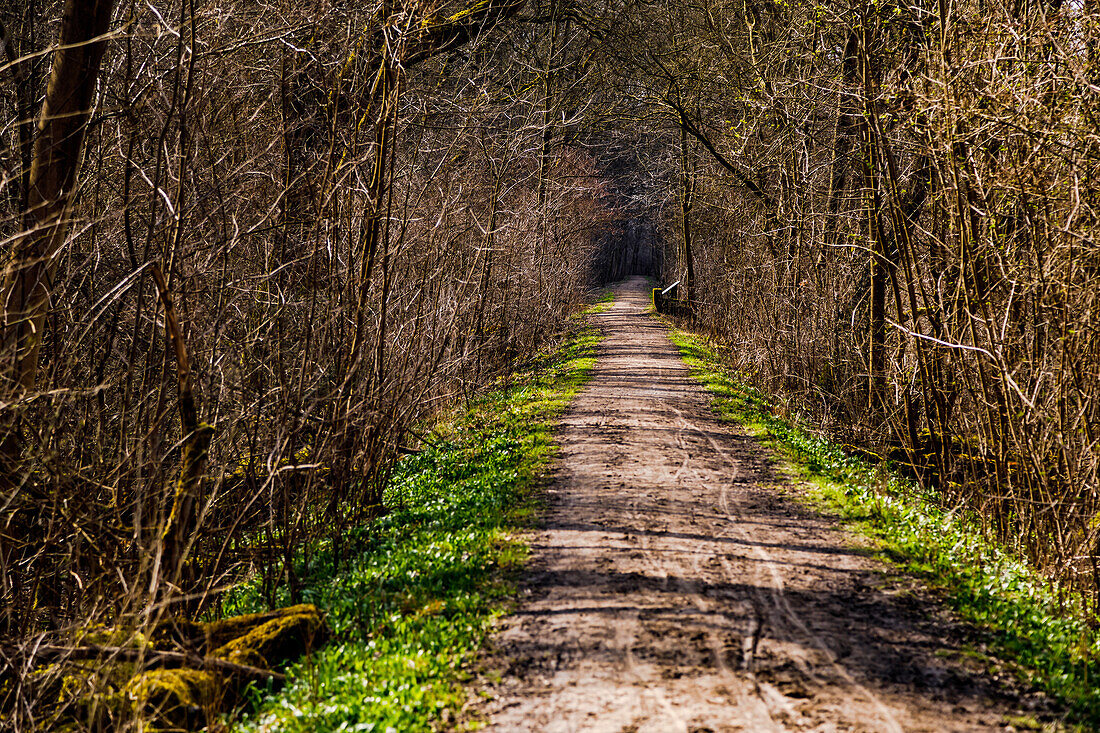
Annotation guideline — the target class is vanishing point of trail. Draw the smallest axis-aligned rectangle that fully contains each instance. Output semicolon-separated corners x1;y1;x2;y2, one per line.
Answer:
475;278;1050;732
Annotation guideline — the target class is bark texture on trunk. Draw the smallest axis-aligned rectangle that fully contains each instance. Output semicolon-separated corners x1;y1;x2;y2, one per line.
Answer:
2;0;116;396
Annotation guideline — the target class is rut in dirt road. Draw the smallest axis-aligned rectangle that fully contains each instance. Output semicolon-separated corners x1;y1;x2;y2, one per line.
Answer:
473;277;1055;733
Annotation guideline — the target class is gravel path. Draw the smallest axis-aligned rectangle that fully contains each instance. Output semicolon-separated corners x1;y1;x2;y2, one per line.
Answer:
473;277;1052;732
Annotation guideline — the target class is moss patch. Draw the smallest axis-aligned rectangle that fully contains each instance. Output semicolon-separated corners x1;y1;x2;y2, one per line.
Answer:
153;603;324;655
39;604;327;731
123;668;220;730
213;608;326;669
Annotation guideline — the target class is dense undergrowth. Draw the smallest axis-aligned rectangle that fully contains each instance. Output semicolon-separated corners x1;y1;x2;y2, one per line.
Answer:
223;307;605;731
666;326;1100;730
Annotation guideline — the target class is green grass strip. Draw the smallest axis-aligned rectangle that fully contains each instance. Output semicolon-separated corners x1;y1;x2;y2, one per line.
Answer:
666;325;1100;731
228;319;602;732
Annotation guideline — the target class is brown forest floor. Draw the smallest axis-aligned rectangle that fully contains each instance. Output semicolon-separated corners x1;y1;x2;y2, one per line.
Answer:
470;277;1057;732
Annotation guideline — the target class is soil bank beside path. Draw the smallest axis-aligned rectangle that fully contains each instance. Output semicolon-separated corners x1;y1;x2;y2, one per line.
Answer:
473;277;1054;732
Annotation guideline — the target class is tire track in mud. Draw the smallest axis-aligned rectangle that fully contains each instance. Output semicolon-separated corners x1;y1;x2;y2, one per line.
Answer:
471;277;1054;733
673;406;902;733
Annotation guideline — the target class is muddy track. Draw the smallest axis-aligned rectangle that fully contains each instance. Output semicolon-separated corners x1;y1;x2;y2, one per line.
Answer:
472;278;1055;732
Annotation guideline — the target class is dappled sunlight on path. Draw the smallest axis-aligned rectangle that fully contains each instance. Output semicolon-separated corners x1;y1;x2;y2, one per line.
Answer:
474;277;1046;733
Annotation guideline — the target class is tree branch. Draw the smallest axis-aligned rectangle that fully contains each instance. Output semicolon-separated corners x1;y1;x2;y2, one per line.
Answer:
661;94;776;210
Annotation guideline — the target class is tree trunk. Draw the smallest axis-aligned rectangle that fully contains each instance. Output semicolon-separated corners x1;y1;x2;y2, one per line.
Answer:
679;124;696;306
858;17;886;412
1;0;116;471
823;30;860;252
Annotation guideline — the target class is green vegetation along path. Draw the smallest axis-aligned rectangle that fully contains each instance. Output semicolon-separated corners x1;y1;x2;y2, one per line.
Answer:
473;277;1053;732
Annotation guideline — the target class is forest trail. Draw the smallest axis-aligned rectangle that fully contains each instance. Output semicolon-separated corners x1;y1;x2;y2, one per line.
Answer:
473;277;1049;732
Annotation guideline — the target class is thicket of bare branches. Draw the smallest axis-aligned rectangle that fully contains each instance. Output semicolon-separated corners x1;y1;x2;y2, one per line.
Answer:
0;0;628;726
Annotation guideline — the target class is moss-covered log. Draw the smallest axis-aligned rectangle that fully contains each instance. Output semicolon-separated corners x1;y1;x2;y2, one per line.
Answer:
35;604;327;731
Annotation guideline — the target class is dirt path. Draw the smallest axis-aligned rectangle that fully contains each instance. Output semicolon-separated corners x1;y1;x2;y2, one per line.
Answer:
473;277;1053;732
